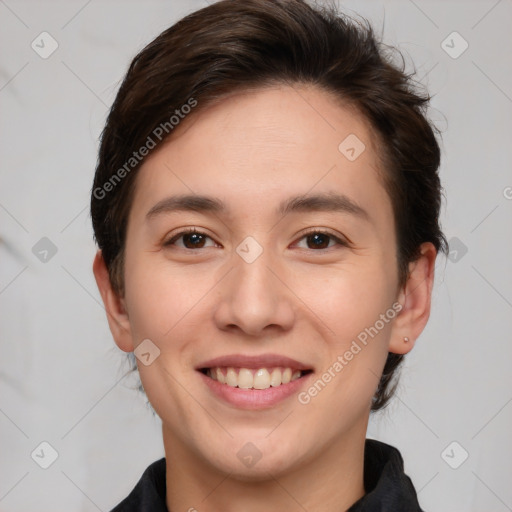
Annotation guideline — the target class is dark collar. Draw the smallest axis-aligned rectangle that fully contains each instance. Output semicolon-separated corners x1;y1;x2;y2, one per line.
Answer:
110;439;424;511
348;439;425;511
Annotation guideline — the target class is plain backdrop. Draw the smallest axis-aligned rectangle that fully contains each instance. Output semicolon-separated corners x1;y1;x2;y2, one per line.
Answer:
1;0;511;510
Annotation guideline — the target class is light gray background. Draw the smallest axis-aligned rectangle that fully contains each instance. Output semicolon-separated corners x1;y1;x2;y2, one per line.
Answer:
1;0;511;510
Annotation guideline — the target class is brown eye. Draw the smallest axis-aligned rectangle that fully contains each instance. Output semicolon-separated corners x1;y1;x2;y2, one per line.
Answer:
164;229;215;249
295;230;347;250
306;232;330;249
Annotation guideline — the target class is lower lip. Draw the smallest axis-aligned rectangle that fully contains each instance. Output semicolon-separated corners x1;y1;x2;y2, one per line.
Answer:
198;370;312;410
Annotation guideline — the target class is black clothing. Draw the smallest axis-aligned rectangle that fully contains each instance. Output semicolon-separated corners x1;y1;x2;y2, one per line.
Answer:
111;439;424;511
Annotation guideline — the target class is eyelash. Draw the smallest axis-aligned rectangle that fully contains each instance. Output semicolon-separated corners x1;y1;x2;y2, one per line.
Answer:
163;227;349;251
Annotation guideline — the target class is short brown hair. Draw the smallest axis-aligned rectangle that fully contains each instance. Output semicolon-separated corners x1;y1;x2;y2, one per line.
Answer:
91;0;447;411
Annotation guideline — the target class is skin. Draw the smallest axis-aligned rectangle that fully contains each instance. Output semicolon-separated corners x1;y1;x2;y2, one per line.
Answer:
94;84;436;512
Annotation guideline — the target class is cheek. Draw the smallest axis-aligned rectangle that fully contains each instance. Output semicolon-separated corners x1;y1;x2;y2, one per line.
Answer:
122;250;229;365
122;247;191;341
292;262;396;397
292;259;397;336
297;277;394;432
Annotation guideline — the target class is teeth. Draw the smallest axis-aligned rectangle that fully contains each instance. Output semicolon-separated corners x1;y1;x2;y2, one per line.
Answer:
226;367;237;387
270;368;282;387
291;370;301;381
253;368;270;389
216;367;225;384
238;368;253;389
207;367;306;389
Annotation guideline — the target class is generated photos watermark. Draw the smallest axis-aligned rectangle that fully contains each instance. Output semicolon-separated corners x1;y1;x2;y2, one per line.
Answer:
93;97;197;200
298;301;403;405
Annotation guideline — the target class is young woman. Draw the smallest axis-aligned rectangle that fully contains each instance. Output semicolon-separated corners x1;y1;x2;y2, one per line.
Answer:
91;1;447;510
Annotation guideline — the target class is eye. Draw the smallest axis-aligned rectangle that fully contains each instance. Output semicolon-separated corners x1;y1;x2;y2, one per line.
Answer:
163;228;217;250
163;228;348;251
294;229;348;250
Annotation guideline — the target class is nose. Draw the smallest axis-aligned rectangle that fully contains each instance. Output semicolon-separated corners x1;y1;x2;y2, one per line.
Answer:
213;243;295;337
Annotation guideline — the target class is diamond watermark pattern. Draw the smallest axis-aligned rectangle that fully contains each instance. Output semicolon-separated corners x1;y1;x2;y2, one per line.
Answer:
447;236;468;263
441;441;469;469
441;31;468;59
236;236;263;264
31;441;59;469
32;237;58;263
31;31;59;59
237;442;262;468
134;338;161;366
338;134;366;161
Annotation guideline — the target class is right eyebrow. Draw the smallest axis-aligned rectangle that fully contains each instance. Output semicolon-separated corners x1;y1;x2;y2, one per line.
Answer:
146;195;225;220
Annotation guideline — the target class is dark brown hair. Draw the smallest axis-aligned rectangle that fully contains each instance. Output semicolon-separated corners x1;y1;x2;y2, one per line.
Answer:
91;0;447;411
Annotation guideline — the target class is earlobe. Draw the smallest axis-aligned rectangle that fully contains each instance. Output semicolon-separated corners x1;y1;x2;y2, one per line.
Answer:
389;335;415;355
92;250;135;352
388;242;437;355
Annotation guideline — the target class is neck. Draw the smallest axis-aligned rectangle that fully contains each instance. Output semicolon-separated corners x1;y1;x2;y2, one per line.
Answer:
163;424;366;512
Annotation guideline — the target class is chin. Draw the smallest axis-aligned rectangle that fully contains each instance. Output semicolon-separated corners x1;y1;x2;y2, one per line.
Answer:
199;434;305;481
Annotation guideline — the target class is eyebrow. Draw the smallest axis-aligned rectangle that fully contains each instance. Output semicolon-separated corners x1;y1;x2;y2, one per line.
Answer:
146;192;369;221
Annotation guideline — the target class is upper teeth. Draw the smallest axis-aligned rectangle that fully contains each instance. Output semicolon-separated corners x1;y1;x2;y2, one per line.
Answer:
207;367;302;389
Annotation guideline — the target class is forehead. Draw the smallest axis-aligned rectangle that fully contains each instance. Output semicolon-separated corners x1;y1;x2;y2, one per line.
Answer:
129;84;392;229
166;84;381;169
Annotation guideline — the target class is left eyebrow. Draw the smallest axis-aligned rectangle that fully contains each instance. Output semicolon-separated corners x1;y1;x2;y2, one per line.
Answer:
277;192;369;221
146;192;369;221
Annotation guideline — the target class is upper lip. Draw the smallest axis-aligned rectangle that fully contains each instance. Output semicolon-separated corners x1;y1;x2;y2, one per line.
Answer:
196;353;312;371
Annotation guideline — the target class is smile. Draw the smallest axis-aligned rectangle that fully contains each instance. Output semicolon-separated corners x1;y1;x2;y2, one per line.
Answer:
201;367;312;390
196;353;314;409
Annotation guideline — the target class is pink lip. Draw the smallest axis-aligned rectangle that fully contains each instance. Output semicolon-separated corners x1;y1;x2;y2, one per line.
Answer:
196;353;312;371
198;370;313;410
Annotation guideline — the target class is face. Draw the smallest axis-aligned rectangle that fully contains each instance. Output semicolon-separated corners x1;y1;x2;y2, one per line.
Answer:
103;84;418;478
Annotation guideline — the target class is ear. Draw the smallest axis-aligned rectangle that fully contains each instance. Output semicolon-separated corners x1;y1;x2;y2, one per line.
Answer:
389;242;437;355
92;250;134;352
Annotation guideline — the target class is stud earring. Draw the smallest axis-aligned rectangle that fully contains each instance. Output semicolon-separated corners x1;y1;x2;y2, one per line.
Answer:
403;337;409;343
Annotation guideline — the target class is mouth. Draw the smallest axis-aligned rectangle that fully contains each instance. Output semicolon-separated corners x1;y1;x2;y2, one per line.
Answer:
199;366;314;390
195;354;314;409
